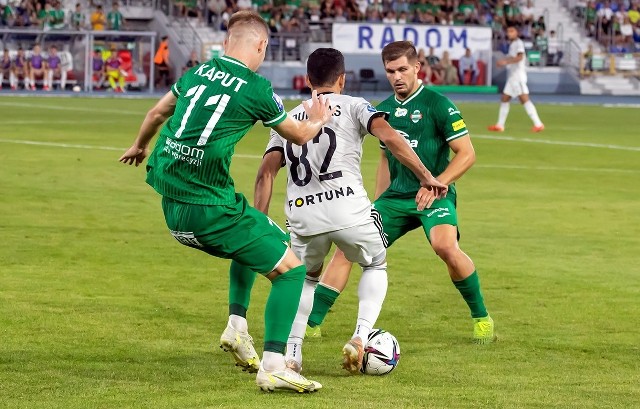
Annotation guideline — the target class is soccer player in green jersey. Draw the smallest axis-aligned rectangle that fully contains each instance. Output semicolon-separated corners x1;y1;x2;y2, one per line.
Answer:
305;40;496;346
119;11;336;393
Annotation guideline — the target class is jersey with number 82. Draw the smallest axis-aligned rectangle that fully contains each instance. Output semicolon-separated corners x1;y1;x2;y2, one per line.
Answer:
267;93;385;236
146;56;286;205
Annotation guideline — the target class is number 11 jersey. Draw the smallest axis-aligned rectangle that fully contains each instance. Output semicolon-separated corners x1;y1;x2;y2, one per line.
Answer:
146;56;287;206
267;93;386;236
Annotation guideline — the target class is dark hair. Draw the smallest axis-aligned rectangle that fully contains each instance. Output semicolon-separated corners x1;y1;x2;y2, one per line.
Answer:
307;48;345;87
381;41;418;65
227;10;269;36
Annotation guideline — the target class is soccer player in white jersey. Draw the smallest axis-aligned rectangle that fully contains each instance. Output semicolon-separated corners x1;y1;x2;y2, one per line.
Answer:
254;48;447;375
488;25;545;133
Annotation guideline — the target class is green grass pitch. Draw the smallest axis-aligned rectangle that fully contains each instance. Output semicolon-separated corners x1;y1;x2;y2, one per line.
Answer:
1;96;639;408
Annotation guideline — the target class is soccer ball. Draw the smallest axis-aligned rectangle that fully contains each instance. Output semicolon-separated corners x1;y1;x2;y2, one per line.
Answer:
72;85;81;92
360;329;400;375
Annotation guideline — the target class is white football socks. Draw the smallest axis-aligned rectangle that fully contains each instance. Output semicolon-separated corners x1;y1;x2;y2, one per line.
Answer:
524;100;543;127
285;275;319;366
262;351;285;372
498;102;510;127
353;266;388;342
227;314;248;333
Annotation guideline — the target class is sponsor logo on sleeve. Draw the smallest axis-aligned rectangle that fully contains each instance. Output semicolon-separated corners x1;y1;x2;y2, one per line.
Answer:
272;92;284;112
452;119;466;132
448;107;461;116
366;104;377;112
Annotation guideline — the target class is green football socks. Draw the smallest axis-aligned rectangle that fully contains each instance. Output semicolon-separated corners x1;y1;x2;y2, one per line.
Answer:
453;271;488;319
264;265;306;354
228;261;257;318
308;283;341;327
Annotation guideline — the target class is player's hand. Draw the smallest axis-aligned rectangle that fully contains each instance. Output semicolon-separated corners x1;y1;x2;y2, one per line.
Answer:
119;145;148;167
497;59;507;67
415;187;438;211
417;175;448;210
302;90;336;125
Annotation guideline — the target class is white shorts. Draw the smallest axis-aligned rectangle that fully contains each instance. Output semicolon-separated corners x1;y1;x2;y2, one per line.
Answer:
290;218;386;273
503;77;529;97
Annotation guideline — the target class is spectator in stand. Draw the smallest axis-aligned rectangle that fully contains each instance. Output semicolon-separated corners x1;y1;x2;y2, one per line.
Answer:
629;3;640;24
14;0;33;27
532;15;546;38
583;43;594;74
92;48;106;88
107;2;125;30
520;0;535;25
417;48;433;84
207;0;225;26
236;0;252;10
397;10;408;23
219;6;233;30
183;50;199;73
46;45;66;90
154;36;171;88
28;44;48;91
70;3;86;30
597;0;614;39
441;0;455;23
0;48;11;89
105;43;126;92
382;10;396;23
504;0;521;26
547;30;564;66
268;9;283;32
426;47;443;83
458;47;478;84
91;4;106;30
440;51;460;85
619;15;634;45
535;29;549;63
50;1;66;29
1;1;15;26
11;47;30;90
585;1;597;36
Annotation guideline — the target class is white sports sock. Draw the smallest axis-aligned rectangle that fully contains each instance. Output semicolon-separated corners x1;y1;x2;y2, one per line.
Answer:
353;266;388;342
60;71;67;89
498;102;510;127
262;351;285;372
9;72;16;87
24;77;30;88
285;275;319;365
523;100;543;127
227;314;248;333
47;71;53;88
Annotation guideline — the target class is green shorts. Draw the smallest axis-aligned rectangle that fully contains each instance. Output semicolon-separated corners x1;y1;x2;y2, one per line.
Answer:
161;193;290;274
373;194;458;247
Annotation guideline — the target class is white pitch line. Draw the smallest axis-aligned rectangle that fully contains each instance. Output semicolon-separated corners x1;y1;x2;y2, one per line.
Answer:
1;138;638;173
474;134;640;152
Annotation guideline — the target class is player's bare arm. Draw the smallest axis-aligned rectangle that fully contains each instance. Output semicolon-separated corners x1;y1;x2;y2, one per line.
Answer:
497;52;524;67
370;116;447;196
119;91;178;166
254;150;284;214
272;90;335;145
415;135;476;211
374;150;390;199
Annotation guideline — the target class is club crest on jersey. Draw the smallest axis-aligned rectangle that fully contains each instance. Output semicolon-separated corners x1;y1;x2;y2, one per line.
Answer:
395;107;408;117
410;109;422;123
288;186;355;209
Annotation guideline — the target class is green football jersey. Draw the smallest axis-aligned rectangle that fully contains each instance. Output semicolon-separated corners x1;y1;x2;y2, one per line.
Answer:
146;55;287;205
377;84;469;200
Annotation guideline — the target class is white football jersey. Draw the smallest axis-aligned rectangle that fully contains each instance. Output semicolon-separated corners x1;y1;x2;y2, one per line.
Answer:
266;93;385;236
507;38;527;82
